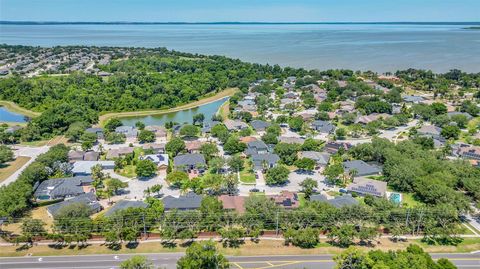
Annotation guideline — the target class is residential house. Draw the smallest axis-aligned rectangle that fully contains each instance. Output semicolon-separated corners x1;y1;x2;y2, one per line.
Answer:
141;143;166;154
185;140;203;154
343;160;382;177
144;125;167;140
34;176;94;201
218;195;246;213
278;136;305;145
311;120;335;134
173;153;206;173
269;191;299;209
457;145;480;161
115;126;138;142
104;200;148;217
163;192;203;211
68;150;100;162
47;193;102;218
106;147;135;159
347;178;387;198
72;161;115;176
403;95;425;104
246;140;270;155
310;194;359;208
202;121;220;133
251;153;280;171
447;112;473;121
250;120;271;133
224;119;249;131
298;151;330;168
85;127;104;140
417;125;442;139
139;154;169;170
356;113;391;125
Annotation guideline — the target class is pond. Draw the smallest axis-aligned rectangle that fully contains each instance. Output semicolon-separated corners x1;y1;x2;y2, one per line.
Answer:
0;106;28;123
120;97;229;126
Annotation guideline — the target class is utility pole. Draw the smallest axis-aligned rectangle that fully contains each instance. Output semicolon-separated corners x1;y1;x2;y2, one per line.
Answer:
275;210;280;236
142;212;147;239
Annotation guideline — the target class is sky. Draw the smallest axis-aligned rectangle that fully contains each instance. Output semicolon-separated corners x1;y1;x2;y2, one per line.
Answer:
0;0;479;22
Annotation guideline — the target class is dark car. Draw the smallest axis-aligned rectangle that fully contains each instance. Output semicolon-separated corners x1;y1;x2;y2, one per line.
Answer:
249;188;260;192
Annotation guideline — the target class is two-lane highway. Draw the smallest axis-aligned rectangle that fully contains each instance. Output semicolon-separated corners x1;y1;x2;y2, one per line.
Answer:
1;252;479;269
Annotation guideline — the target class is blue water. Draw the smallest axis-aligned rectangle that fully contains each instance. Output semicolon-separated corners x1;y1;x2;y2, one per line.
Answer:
120;97;228;126
0;107;27;123
1;24;479;72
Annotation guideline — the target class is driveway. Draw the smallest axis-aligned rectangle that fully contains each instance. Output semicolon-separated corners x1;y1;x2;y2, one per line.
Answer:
124;174;180;200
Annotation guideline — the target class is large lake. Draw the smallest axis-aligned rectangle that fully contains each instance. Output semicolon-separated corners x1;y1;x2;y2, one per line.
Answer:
1;23;479;72
120;97;228;126
0;107;27;123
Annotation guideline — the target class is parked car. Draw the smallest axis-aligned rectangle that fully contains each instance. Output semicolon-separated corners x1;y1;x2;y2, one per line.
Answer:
250;188;260;193
339;188;348;193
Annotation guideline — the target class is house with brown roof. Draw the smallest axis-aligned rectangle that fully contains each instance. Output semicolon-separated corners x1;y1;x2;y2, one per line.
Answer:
185;140;203;154
269;191;299;209
106;147;135;159
218;195;246;213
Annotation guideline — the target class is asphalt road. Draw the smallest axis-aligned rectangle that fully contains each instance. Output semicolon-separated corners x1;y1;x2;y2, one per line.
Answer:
1;252;479;269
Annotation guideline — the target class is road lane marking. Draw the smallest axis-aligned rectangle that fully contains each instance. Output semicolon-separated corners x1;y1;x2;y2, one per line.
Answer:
231;262;244;269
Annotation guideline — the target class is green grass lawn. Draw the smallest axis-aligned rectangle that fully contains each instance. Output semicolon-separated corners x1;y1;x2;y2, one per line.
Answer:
0;156;31;183
239;161;256;184
400;192;424;208
117;164;136;178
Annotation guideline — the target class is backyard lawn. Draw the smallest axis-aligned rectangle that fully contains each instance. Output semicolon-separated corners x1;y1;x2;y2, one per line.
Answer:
239;161;256;184
117;164;136;178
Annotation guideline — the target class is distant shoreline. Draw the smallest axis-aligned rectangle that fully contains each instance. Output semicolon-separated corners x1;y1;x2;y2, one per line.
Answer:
1;21;479;26
464;26;480;30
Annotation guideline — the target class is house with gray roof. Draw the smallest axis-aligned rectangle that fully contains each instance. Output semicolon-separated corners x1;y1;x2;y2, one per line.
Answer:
173;153;206;172
115;126;138;138
403;95;425;104
251;153;280;171
85;127;104;140
72;161;115;176
347;178;387;198
447;111;473;121
279;136;305;145
245;140;269;155
250;120;271;132
139;154;169;168
68;151;100;162
299;151;330;167
224;120;249;131
343;160;381;177
47;193;102;218
310;194;359;208
34;176;94;201
311;120;335;134
417;125;442;138
163;192;203;211
104;200;148;217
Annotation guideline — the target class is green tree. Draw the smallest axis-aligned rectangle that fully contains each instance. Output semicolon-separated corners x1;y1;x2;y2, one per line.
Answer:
135;121;145;130
294;158;315;171
228;155;244;172
200;143;219;161
299;178;318;200
0;145;14;165
138;130;155;143
166;170;189;188
105;177;128;195
441;125;461;140
21;218;46;246
180;124;199;137
274;142;299;165
223;135;246;154
177;241;230;269
265;165;290;185
166;137;186;157
53;203;93;246
288;116;304;131
211;124;229;143
328;224;357;247
135;159;157;178
336;128;347;140
105;118;123;132
150;184;163;197
193;113;205;125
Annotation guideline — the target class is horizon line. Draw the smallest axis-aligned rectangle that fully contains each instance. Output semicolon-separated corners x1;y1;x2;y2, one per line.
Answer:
1;21;479;25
